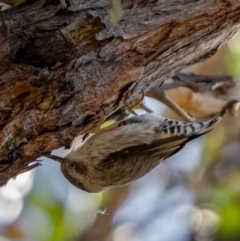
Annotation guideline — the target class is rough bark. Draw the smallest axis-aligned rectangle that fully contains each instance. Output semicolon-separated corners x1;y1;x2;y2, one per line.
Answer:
0;0;240;186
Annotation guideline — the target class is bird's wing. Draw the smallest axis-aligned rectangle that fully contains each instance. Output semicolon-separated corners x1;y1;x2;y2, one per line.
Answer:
100;128;209;167
93;117;217;187
95;134;204;186
103;135;186;161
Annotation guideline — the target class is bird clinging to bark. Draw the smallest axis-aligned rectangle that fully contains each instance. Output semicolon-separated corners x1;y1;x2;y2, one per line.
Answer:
46;113;220;193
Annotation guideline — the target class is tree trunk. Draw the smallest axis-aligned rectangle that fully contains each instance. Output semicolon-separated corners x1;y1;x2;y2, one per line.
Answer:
0;0;239;186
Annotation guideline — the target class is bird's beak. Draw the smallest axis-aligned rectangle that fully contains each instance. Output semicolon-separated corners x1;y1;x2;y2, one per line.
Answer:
45;154;65;163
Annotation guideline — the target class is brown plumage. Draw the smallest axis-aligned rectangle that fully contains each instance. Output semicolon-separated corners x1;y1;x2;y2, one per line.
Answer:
147;73;240;121
46;113;220;193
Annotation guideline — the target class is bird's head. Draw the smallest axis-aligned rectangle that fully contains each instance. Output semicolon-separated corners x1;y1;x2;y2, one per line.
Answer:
46;155;89;192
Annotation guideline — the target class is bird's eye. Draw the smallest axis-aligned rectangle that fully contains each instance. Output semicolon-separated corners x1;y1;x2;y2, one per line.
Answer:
69;163;75;169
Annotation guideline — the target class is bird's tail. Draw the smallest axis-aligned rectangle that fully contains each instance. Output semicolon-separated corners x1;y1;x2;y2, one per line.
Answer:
157;116;220;138
190;117;220;139
163;100;240;138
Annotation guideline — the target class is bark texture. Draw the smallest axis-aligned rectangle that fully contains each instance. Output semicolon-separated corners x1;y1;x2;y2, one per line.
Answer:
0;0;240;186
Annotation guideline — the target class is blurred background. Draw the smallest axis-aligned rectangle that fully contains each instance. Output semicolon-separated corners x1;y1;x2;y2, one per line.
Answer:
1;2;240;240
